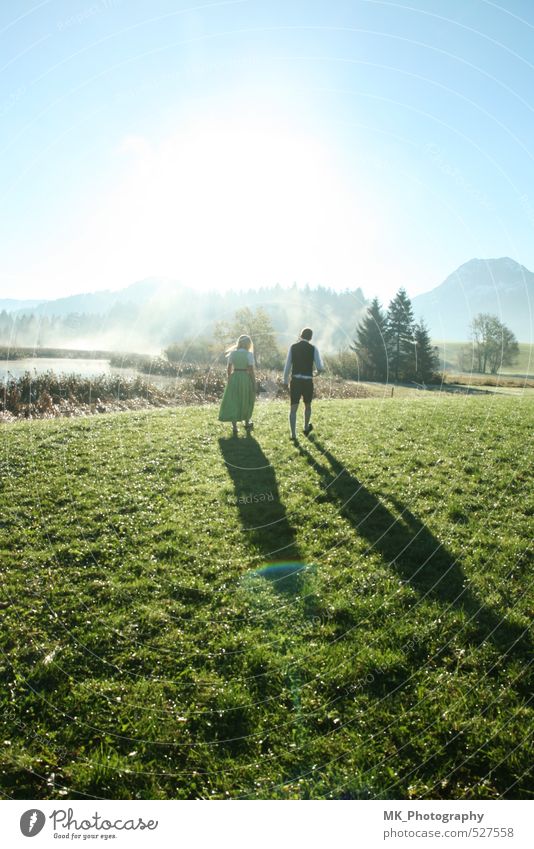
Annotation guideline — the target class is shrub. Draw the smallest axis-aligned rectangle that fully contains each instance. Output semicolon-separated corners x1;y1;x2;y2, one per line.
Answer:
324;350;360;380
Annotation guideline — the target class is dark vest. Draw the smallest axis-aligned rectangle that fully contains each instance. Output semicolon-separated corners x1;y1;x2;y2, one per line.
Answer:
291;340;315;377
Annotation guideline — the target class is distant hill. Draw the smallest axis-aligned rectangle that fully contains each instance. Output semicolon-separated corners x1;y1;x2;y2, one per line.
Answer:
0;298;46;313
1;280;367;353
22;277;172;317
4;257;533;352
412;258;534;342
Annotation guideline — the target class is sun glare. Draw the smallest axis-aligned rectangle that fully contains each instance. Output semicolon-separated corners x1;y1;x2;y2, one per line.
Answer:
83;112;380;292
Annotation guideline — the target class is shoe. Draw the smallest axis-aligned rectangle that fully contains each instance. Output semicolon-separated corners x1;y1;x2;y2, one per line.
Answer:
303;423;314;436
290;433;298;441
245;421;254;432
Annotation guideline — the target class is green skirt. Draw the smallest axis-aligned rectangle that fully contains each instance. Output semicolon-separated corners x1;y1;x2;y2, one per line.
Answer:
218;372;255;422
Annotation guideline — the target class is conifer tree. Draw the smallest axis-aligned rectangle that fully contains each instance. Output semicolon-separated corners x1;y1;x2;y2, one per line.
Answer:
414;320;439;383
386;288;416;381
351;297;389;380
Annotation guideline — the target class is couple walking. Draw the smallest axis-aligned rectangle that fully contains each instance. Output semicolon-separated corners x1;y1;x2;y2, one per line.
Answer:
218;327;324;440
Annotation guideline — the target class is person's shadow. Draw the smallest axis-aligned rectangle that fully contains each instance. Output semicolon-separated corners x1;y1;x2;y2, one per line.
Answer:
218;435;305;597
296;436;531;661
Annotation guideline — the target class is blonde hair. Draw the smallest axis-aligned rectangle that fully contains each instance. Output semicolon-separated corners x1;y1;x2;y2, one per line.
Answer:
226;334;254;356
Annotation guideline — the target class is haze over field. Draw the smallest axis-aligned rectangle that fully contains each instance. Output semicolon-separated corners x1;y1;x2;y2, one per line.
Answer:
1;257;532;353
2;1;534;315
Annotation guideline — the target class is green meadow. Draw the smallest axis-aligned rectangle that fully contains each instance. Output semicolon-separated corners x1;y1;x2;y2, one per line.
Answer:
435;340;534;376
1;395;532;799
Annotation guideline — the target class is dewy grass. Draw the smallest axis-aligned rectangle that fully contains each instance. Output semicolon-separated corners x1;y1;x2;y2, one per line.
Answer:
0;395;532;799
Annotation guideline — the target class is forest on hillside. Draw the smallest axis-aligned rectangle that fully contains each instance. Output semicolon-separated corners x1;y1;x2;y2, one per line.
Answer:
0;284;367;354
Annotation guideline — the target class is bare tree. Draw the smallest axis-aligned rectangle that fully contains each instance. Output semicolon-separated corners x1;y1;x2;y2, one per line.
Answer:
470;313;519;374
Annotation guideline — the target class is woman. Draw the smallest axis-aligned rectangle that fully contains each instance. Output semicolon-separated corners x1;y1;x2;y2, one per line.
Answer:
218;334;256;436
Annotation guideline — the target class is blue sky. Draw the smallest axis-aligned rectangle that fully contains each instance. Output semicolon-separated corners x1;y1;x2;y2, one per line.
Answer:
1;0;534;301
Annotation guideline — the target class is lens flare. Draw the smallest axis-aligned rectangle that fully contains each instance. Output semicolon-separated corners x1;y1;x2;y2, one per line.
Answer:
255;561;307;577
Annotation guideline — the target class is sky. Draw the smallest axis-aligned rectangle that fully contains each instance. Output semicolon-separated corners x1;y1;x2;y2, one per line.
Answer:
1;0;534;303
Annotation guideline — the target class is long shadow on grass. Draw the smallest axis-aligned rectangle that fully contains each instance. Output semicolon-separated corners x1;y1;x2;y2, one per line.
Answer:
297;437;531;660
218;435;305;597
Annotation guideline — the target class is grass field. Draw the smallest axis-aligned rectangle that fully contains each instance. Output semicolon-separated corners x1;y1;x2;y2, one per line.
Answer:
435;340;534;376
1;395;532;800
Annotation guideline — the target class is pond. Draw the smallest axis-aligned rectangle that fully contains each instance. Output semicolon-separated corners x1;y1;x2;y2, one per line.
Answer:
0;357;178;386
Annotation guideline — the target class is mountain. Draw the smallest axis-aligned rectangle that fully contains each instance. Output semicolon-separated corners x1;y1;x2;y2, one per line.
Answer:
0;298;46;313
6;257;532;351
412;258;534;342
1;280;367;353
23;277;180;317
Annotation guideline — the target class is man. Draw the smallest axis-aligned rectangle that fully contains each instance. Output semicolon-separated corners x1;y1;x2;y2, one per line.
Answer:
283;327;324;440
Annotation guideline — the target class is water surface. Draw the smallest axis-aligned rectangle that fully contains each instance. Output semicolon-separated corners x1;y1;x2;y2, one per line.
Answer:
0;357;178;386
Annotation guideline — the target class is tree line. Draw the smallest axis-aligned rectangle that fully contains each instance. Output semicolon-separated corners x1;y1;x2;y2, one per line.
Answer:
349;289;439;383
165;293;440;382
0;283;366;353
334;290;519;382
1;288;519;380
